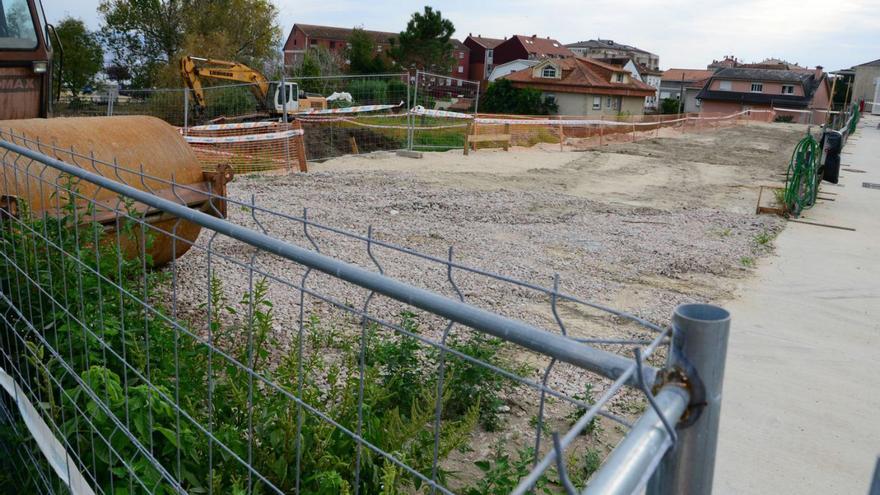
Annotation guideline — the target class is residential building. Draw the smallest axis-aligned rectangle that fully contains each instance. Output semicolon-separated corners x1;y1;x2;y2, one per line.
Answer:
464;35;505;82
638;64;663;110
492;35;574;66
708;56;740;70
696;66;831;122
450;39;471;80
682;77;711;113
282;24;396;67
596;57;664;111
835;58;880;113
501;57;656;115
282;24;470;80
596;57;642;81
565;39;659;71
488;59;538;82
659;68;717;102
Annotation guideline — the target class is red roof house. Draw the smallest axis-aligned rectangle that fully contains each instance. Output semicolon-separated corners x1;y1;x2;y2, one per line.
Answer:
502;57;656;115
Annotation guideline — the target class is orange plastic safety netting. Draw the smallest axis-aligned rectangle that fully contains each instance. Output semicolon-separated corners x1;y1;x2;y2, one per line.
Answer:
182;121;307;173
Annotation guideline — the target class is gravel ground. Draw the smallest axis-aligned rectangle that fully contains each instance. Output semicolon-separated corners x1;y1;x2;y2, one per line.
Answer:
167;123;794;475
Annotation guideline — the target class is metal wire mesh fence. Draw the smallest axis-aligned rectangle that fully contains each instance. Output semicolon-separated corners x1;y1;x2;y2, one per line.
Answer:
0;128;730;494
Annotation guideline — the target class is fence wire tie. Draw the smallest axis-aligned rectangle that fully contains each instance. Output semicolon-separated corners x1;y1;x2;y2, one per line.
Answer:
552;432;578;495
632;347;677;446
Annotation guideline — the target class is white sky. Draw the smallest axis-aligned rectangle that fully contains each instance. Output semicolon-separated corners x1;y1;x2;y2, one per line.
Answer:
49;0;879;71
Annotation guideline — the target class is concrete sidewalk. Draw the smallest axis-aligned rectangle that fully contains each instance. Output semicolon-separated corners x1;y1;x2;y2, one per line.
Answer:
715;115;880;494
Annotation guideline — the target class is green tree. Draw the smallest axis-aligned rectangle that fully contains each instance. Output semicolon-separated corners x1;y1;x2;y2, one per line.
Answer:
480;79;558;115
98;0;280;87
54;18;105;96
659;97;680;114
348;27;390;74
390;6;454;72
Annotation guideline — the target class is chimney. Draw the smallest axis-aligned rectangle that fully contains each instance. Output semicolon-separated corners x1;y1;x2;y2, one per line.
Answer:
815;65;823;78
532;34;537;38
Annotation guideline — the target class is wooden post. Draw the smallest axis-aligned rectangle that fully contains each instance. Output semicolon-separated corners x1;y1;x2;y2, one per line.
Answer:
559;121;564;151
504;123;510;151
294;122;308;172
599;120;604;147
632;120;636;142
350;136;359;154
463;121;472;155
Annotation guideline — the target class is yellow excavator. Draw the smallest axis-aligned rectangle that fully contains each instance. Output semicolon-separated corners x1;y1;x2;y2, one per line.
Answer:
180;55;326;117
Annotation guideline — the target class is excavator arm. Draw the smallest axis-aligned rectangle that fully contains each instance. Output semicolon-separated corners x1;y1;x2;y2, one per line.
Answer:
180;56;272;112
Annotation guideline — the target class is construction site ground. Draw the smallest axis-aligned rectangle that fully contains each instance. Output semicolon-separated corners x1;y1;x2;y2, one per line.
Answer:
173;121;813;475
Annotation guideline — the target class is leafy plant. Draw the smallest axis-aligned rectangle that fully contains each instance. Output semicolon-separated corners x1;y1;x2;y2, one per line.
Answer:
464;442;551;495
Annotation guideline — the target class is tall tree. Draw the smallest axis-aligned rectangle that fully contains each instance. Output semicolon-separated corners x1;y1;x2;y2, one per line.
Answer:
390;6;454;72
348;28;391;75
98;0;280;87
54;18;104;97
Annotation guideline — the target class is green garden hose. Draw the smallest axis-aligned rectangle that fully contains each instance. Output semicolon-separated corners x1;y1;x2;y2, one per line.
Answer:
783;133;820;215
848;103;860;135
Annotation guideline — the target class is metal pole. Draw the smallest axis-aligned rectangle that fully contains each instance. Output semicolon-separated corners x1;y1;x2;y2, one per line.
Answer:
406;71;413;151
581;386;689;495
183;88;189;131
647;303;731;495
106;87;113;116
281;70;291;172
410;71;420;151
281;71;288;124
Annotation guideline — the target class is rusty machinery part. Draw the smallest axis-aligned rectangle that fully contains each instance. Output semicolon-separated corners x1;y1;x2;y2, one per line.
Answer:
0;116;233;266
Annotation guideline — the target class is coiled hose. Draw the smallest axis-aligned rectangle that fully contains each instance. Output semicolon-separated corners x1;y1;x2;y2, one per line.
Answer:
848;103;860;135
783;133;820;215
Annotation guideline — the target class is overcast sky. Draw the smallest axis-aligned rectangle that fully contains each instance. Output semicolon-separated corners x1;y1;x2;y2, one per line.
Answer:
50;0;878;71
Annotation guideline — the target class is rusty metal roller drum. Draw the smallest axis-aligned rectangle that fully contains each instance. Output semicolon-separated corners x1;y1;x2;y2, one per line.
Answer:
0;116;233;266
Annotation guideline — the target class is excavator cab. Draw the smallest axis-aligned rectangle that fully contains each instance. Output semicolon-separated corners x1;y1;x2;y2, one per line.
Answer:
270;81;300;113
0;0;55;119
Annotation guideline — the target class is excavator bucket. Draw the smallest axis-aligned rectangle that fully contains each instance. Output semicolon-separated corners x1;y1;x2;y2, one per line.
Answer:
0;116;233;266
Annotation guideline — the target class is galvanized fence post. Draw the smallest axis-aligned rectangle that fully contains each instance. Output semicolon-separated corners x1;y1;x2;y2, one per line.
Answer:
106;87;113;116
183;88;189;131
647;303;731;495
410;71;420;151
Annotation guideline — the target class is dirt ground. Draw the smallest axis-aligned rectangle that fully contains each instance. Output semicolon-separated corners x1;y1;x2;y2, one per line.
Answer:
172;121;804;482
316;122;803;214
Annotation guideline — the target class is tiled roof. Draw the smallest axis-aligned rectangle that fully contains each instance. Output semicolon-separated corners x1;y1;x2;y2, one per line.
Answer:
509;35;574;58
450;38;469;51
710;67;812;83
503;57;655;97
596;57;634;67
661;68;717;82
565;39;654;56
855;58;880;67
466;35;505;49
697;69;825;107
636;63;663;76
294;24;397;45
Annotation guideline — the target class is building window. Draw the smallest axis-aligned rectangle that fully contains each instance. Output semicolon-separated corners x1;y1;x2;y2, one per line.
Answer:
719;80;732;91
309;39;317;46
606;96;612;108
541;66;557;78
696;98;701;107
459;52;464;59
781;85;795;95
750;82;763;93
487;49;493;60
458;65;464;73
593;97;601;110
615;73;624;83
544;93;556;105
